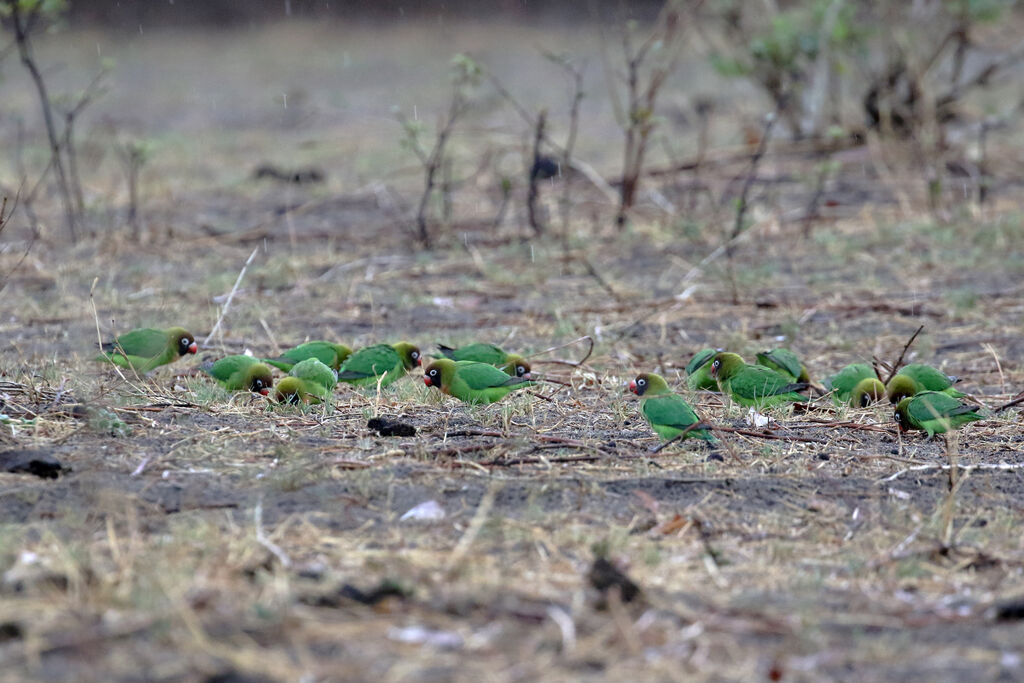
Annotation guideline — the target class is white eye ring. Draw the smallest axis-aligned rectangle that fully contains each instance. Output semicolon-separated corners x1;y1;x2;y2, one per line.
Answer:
638;378;646;385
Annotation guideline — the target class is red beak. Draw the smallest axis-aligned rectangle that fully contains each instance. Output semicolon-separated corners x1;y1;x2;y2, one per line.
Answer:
188;342;198;354
416;357;422;367
628;380;637;394
423;376;432;387
259;388;270;396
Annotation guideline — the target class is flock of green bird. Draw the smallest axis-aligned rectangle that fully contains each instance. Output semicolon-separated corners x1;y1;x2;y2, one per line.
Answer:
95;326;987;446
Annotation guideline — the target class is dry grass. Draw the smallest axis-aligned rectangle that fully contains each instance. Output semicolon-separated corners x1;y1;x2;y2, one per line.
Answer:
2;19;1024;683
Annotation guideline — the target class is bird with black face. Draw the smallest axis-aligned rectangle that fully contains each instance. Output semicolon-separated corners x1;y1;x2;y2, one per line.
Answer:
423;358;534;404
436;343;531;378
200;355;273;395
894;391;983;437
337;342;421;387
629;373;716;444
97;326;198;374
709;352;809;409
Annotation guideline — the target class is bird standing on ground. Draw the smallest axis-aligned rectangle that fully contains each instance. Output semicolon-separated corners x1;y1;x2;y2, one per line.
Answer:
200;355;273;395
337;342;421;387
710;352;809;409
824;363;876;404
275;357;337;404
894;391;983;437
423;358;534;404
629;373;716;444
437;342;531;377
97;327;197;374
264;341;352;372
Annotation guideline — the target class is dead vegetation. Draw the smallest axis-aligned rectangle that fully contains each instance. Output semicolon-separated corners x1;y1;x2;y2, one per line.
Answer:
1;11;1024;683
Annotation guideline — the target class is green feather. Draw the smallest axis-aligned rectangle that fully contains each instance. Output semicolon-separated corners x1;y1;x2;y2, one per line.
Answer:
756;348;809;383
895;391;983;437
685;348;720;391
896;363;965;397
712;353;808;409
264;341;352;372
849;378;886;407
97;326;196;374
437;342;508;365
438;343;531;377
337;342;420;387
633;373;716;443
201;355;273;393
289;358;337;398
824;363;876;404
275;376;325;404
425;359;534;404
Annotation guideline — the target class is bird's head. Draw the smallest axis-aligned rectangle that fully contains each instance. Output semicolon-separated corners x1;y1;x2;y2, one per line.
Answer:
685;348;718;376
503;354;531;378
893;397;913;431
248;364;274;396
423;358;455;390
886;375;918;404
333;344;353;368
275;376;304;404
851;378;885;408
393;342;422;369
710;352;744;380
629;373;669;397
171;328;198;356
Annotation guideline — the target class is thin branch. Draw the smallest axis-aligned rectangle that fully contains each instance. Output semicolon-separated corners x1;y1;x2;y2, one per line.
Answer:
204;247;259;347
882;324;925;384
10;2;77;242
526;109;547;236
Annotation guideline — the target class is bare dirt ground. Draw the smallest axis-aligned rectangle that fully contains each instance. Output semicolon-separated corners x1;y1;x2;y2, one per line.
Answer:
2;18;1024;683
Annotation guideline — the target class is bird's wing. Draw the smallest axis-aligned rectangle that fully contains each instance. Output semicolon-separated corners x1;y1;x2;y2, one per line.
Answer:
338;345;396;379
456;362;527;390
643;395;699;430
103;328;168;357
907;392;969;422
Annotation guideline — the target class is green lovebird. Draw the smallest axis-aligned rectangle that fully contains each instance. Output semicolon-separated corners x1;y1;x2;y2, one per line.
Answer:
275;358;338;404
890;363;965;400
200;355;273;395
629;373;716;443
894;391;983;437
337;342;421;387
685;348;720;391
756;348;810;383
97;326;198;374
290;358;336;394
264;341;352;372
710;352;809;408
437;343;531;377
423;358;534;404
849;378;886;407
275;377;324;404
824;363;876;404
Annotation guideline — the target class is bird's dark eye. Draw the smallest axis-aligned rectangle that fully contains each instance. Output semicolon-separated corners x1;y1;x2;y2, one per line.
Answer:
712;360;720;369
430;369;438;377
517;366;526;376
638;378;646;386
412;351;420;360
